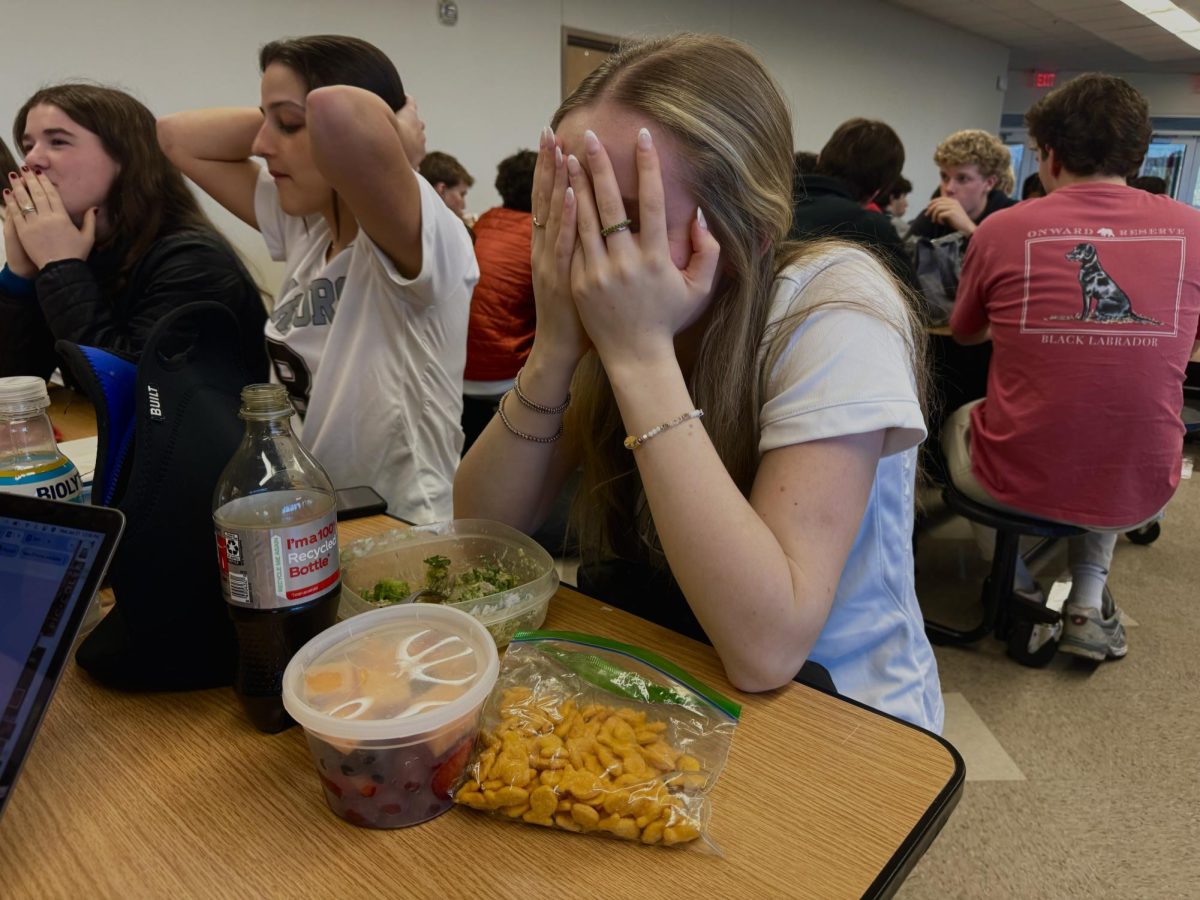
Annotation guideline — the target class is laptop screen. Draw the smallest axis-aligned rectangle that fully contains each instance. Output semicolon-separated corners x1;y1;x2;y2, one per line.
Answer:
0;498;123;815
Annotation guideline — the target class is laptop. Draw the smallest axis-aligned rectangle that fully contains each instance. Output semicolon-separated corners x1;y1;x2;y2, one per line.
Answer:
0;494;124;818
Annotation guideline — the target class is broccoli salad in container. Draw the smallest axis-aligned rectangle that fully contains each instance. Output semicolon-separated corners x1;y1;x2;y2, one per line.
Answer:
339;520;559;647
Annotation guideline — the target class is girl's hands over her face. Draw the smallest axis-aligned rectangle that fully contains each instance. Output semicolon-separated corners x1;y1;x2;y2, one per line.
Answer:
2;185;37;278
4;171;96;270
567;127;720;371
529;125;589;369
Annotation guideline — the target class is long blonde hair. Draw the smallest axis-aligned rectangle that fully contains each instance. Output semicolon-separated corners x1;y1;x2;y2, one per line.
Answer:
556;34;926;564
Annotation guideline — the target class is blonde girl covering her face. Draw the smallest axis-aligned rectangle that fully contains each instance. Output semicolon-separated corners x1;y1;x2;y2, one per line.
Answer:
456;34;943;730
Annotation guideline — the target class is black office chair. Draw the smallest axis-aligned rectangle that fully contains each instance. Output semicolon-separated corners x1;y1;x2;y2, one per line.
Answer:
924;481;1085;667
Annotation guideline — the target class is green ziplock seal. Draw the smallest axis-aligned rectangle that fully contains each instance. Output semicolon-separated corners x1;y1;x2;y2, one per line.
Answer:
511;630;741;721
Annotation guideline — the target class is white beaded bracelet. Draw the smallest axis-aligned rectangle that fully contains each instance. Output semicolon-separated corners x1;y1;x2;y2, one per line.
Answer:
624;409;704;451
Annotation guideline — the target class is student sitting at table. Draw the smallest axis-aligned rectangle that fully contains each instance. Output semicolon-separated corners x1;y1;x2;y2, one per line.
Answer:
948;74;1200;661
0;85;269;381
158;35;478;524
909;129;1015;242
455;33;944;732
462;150;539;454
420;150;476;229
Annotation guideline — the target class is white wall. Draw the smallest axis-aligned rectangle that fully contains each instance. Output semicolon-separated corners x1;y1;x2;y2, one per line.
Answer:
1004;70;1200;121
2;0;1008;294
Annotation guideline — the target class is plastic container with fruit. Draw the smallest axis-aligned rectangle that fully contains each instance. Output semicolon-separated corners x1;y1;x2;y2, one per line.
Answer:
281;603;500;828
337;519;558;647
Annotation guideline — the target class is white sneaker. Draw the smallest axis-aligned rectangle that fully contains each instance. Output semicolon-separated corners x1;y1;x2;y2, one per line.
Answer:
1059;603;1127;661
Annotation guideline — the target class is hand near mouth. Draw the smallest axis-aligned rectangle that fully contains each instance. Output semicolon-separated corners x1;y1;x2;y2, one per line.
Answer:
3;169;96;270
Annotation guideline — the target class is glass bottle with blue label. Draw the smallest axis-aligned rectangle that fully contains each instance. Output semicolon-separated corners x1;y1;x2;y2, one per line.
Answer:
0;376;84;504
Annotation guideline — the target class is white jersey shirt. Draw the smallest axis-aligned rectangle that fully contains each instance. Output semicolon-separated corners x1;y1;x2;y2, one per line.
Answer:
256;168;478;524
760;247;943;733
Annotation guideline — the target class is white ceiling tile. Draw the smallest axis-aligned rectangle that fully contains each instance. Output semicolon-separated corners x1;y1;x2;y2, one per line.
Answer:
879;0;1200;70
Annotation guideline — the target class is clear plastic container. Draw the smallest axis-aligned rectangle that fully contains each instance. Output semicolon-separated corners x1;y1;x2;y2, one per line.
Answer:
338;519;558;647
281;603;500;828
0;376;83;503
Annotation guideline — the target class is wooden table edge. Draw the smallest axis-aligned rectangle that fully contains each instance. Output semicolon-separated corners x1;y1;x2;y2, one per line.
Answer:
372;508;965;896
856;701;965;898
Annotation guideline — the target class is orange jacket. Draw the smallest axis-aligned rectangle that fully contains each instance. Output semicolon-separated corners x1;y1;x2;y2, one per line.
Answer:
464;207;535;381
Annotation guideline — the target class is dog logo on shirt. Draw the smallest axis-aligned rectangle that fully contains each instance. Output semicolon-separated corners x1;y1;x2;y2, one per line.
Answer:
1047;242;1163;325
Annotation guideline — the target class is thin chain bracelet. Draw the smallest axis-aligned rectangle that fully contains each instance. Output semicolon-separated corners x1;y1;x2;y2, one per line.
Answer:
624;409;704;450
513;367;570;415
497;389;563;443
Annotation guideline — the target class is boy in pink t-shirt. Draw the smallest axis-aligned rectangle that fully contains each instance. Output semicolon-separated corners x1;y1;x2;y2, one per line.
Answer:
948;74;1200;662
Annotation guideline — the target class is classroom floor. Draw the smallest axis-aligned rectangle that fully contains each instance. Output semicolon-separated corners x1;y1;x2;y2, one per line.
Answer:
900;443;1200;898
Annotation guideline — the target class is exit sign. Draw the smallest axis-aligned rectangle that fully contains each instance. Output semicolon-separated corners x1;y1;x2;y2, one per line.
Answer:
1034;71;1057;88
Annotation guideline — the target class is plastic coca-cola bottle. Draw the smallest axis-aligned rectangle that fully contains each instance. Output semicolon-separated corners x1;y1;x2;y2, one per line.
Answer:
213;384;340;732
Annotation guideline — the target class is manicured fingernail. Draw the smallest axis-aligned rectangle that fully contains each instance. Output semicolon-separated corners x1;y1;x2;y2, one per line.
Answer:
696;207;707;229
565;186;574;204
566;154;581;176
584;130;599;154
555;145;563;168
7;172;16;180
638;128;651;150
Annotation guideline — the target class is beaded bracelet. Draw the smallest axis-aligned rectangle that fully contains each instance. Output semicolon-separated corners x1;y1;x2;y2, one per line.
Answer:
624;408;704;451
513;367;570;415
497;390;563;443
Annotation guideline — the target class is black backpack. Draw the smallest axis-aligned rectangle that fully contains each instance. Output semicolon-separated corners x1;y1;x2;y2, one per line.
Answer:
58;301;254;690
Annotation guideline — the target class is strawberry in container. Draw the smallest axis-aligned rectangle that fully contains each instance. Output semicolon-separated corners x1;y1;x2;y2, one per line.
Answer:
281;604;499;828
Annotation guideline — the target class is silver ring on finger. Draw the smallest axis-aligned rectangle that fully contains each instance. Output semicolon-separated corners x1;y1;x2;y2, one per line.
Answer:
532;215;546;229
600;218;632;238
20;203;35;214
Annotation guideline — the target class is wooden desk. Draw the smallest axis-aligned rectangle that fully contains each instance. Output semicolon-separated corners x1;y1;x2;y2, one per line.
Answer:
0;515;962;899
46;384;97;443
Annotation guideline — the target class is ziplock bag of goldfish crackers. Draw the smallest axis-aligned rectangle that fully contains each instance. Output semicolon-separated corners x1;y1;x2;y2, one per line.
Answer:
453;630;740;852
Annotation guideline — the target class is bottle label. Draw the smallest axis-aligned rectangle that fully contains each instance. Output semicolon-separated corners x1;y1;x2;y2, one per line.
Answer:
0;458;84;503
215;511;339;610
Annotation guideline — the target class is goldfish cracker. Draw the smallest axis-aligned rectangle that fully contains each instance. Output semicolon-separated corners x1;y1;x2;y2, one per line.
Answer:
641;820;665;845
554;812;582;833
522;809;554;827
643;742;677;772
529;784;558;817
663;822;702;846
571;803;600;830
536;734;564;757
677;755;701;772
610;718;637;744
493;786;528;806
458;790;489;809
452;633;740;852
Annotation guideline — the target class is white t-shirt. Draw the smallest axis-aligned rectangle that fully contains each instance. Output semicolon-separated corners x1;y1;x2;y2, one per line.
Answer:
759;247;943;733
256;168;479;524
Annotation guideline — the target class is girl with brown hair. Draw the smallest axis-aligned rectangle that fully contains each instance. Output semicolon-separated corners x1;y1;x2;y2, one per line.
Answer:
0;84;268;380
158;35;477;525
456;33;943;730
